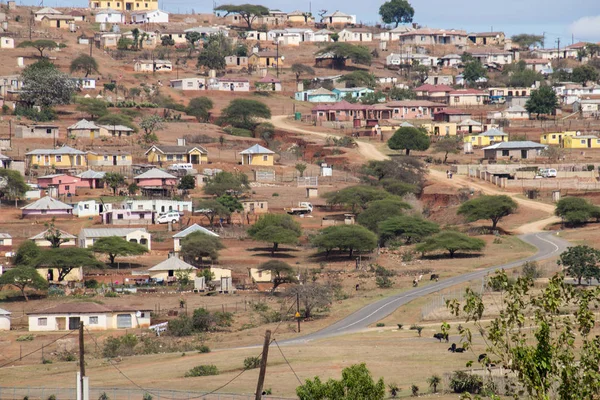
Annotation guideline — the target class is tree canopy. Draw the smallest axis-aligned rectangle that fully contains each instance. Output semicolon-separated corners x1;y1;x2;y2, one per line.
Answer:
291;63;315;82
572;64;599;86
215;4;269;29
197;33;232;70
323;185;390;213
356;198;411;232
76;98;108;119
70;54;99;77
248;214;302;256
14;241;42;266
186;97;214;122
17;39;58;57
96;113;136;130
339;71;377;88
20;59;76;108
378;215;440;244
257;260;297;291
0;266;48;301
379;0;414;27
457;195;518;229
91;236;149;267
415;231;486;258
511;33;544;49
433;136;461;163
555;196;598;226
462;60;487;84
525;85;558;119
312;225;378;258
287;283;333;319
139;115;165;143
203;171;250;197
387;127;430;155
502;60;544;88
196;199;231;227
0;169;28;202
103;172;126;196
361;157;426;191
180;232;225;266
317;43;372;69
297;363;385;400
43;218;70;248
33;247;103;281
557;245;600;285
218;99;271;130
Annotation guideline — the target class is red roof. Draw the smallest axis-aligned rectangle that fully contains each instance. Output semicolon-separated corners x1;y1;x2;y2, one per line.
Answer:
414;84;454;93
523;58;548;64
386;100;447;107
449;89;487;96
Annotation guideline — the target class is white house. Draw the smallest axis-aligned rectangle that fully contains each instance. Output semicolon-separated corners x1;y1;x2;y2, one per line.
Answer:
78;78;96;90
310;29;334;42
0;36;14;49
0;308;10;331
131;9;169;24
338;28;372;42
170;77;206;91
73;199;111;218
0;233;12;247
134;59;172;73
28;303;152;332
79;227;151;250
94;8;124;24
147;256;196;282
29;229;77;247
389;25;414;41
124;199;192;214
34;7;62;21
173;224;219;252
321;10;355;25
502;105;530;120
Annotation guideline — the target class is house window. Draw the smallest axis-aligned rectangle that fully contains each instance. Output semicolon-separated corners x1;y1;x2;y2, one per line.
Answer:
502;150;509;156
186;81;194;87
167;155;173;161
41;210;47;214
476;96;481;102
258;271;262;277
117;213;124;219
122;156;127;160
176;155;183;161
552;135;556;139
46;128;52;134
55;155;62;162
36;155;41;163
89;316;99;324
0;239;4;245
581;140;586;144
263;155;268;161
454;97;460;103
107;2;110;6
139;213;145;219
65;185;70;191
104;156;109;161
38;317;48;326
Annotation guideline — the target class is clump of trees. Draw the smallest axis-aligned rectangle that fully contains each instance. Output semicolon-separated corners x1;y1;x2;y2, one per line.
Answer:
316;43;372;69
218;99;271;131
526;85;559;119
180;232;225;266
91;236;148;267
297;363;385;400
312;225;378;258
416;231;486;258
168;307;233;336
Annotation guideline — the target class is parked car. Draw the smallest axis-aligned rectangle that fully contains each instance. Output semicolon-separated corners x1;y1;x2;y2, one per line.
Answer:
156;211;180;224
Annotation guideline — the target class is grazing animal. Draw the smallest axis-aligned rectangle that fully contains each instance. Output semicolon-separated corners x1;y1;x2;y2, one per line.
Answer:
448;343;457;352
430;274;440;281
455;347;465;353
433;333;449;342
478;353;488;363
448;343;465;353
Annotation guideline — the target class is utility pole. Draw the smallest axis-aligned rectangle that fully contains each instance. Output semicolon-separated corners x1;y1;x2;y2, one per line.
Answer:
276;40;279;78
79;322;86;400
296;292;301;333
557;38;561;60
254;330;271;400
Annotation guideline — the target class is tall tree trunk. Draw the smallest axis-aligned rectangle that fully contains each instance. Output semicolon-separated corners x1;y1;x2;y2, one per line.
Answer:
449;250;455;258
349;248;354;258
405;149;411;155
21;286;29;302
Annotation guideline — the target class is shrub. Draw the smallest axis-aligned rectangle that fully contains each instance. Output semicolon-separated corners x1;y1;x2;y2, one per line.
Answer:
42;358;53;364
17;334;34;342
47;396;56;400
272;192;279;197
244;356;261;369
372;264;395;277
168;316;194;337
98;393;109;400
449;371;483;394
56;350;77;361
222;126;253;137
84;279;99;289
376;323;385;327
251;302;269;312
184;364;219;377
143;393;153;400
522;261;541;280
102;334;139;358
388;383;400;398
376;276;393;288
411;384;419;396
197;345;211;353
104;291;118;298
397;324;403;329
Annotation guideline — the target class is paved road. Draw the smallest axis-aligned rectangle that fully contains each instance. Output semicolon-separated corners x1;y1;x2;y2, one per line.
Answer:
281;232;569;344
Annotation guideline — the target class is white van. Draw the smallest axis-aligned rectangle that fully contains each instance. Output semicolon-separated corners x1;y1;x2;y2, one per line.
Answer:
168;163;193;171
538;168;557;178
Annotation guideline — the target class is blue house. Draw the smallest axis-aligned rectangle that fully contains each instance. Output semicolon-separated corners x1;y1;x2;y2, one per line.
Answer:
332;87;374;101
294;87;338;103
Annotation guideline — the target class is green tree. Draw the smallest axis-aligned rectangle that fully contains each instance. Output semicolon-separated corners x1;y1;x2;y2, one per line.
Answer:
557;245;600;285
257;260;298;291
503;60;543;87
448;270;600;399
415;231;485;258
361;157;426;190
34;247;103;281
186;97;213;122
218;99;271;130
216;194;243;215
312;225;378;258
339;71;377;88
197;33;233;70
555;197;595;226
70;54;99;77
196;199;230;227
103;172;126;196
20;59;76;108
296;363;385;400
185;31;202;55
203;171;250;197
356;199;411;232
0;266;48;301
433;136;461;163
117;37;134;50
525;85;559;119
316;43;372;69
255;122;275;145
360;91;385;105
128;182;139;195
248;214;302;256
96;113;136;131
378;216;440;244
178;175;196;192
291;63;315;82
76;98;108;119
91;236;148;267
161;35;175;46
388;127;430;155
139;115;164;143
388;87;416;100
457;195;518;229
14;241;42;266
511;33;544;49
427;375;441;393
378;0;414;27
323;185;390;212
180;232;225;266
295;163;307;177
572;64;599;86
463;60;487;84
43;218;69;248
215;4;269;29
17;39;58;57
0;169;28;203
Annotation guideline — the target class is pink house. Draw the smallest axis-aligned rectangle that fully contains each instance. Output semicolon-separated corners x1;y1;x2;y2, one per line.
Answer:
37;174;80;196
311;101;369;122
21;196;73;218
75;170;106;189
102;208;155;225
134;168;178;196
385;100;447;120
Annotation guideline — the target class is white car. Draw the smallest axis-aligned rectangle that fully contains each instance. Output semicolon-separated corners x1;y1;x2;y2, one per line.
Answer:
156;211;180;224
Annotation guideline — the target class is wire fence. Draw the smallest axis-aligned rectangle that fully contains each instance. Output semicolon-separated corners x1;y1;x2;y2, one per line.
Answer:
0;387;295;400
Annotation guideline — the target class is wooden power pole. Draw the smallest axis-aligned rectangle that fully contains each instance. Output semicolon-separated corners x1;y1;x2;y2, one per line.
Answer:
255;329;271;400
79;321;86;400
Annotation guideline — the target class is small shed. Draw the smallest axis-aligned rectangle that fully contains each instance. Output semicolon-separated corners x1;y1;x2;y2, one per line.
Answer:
306;187;318;198
0;308;10;331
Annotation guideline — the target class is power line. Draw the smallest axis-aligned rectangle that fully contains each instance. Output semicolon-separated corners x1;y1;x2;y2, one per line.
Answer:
272;339;303;385
0;330;74;369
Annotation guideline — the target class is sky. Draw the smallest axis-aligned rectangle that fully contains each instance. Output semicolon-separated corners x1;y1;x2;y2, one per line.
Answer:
27;0;600;45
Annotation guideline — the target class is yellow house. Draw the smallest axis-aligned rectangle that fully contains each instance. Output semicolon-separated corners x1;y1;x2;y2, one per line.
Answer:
287;11;314;24
563;135;600;149
147;257;197;282
36;266;83;283
89;0;158;11
421;122;458;136
26;146;87;169
87;150;133;167
40;15;75;29
540;131;577;146
240;144;275;166
248;51;284;68
248;267;272;283
145;143;208;165
464;128;509;147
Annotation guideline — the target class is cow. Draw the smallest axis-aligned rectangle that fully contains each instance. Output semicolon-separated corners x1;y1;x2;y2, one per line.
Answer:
448;343;465;353
433;333;449;342
430;274;440;281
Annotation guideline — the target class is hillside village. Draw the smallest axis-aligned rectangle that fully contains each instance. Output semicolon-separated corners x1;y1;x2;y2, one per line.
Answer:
3;0;600;398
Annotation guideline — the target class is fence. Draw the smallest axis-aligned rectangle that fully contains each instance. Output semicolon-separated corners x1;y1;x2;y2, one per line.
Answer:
0;387;295;400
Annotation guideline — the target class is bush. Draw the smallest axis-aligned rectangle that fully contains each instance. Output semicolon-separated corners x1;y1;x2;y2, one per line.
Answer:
397;324;403;329
56;350;77;361
104;291;118;298
84;279;99;289
143;394;153;400
376;276;393;288
98;393;109;400
244;356;261;369
14;105;56;122
222;126;253;137
373;265;395;277
411;384;419;396
168;316;194;337
251;302;269;312
376;323;385;327
522;261;541;280
449;371;483;394
17;334;34;342
197;345;211;353
102;334;139;357
184;364;219;377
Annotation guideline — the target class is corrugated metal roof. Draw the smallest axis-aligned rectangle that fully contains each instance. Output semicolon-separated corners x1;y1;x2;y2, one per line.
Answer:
148;257;197;271
134;168;177;180
77;170;106;179
0;233;12;239
21;196;73;211
29;229;76;240
239;144;275;155
0;308;11;315
81;228;148;238
483;141;547;150
478;128;508;137
68;119;101;130
26;145;85;156
172;223;219;238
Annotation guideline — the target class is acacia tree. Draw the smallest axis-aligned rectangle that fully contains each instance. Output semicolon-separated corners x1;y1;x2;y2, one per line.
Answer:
378;216;440;244
291;63;315;82
186;97;213;122
356;199;411;232
379;0;414;27
257;260;297;292
91;236;149;267
388;127;430;155
457;195;518;229
433;136;461;163
185;31;202;56
197;34;232;70
70;54;99;77
316;43;372;69
218;99;271;130
43;218;70;248
557;245;600;285
196;199;230;227
103;172;126;196
415;231;486;258
76;98;108;119
203;171;250;197
17;39;58;57
248;214;302;256
311;225;378;258
287;283;333;319
0;169;28;205
555;196;596;226
180;232;225;266
34;247;103;281
215;4;269;29
323;185;390;213
0;266;48;301
511;33;544;49
448;270;600;399
140;115;165;143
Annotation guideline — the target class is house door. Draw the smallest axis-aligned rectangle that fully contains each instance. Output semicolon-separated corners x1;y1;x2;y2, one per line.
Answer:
44;155;50;165
190;154;199;164
588;139;592;148
126;2;132;10
57;20;61;28
116;314;132;328
230;83;234;91
47;269;54;281
434;77;438;85
272;83;276;91
56;317;66;330
113;156;117;166
90;131;94;140
521;150;528;159
69;316;81;330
